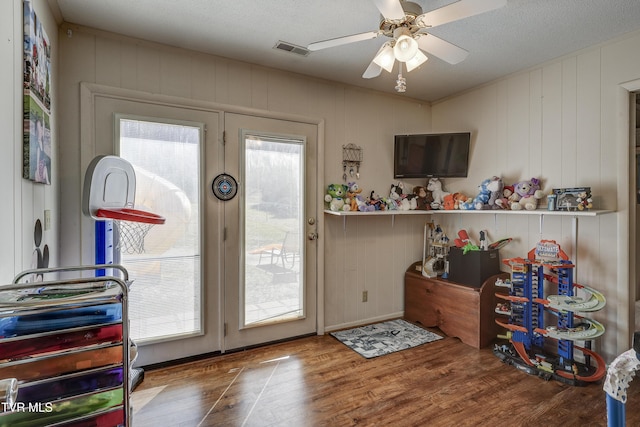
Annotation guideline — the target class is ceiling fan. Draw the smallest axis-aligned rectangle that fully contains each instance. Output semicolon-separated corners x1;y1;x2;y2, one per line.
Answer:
307;0;507;92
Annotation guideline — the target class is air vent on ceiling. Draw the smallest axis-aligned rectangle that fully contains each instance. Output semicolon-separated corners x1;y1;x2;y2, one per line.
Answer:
274;41;310;57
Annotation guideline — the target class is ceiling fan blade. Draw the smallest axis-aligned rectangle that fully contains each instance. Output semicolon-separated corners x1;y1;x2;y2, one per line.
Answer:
416;0;507;28
372;0;406;21
416;34;469;64
362;61;383;79
362;43;393;78
308;31;379;51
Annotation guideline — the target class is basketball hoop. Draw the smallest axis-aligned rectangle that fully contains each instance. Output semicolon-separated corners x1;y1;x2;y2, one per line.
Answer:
96;208;166;255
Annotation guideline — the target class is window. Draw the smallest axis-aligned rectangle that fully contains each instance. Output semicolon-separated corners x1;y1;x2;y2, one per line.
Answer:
117;116;202;343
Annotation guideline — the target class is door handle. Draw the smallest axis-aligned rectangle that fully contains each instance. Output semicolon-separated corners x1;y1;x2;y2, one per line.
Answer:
307;232;318;241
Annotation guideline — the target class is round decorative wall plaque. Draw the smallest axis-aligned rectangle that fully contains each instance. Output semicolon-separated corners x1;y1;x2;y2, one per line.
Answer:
212;174;238;201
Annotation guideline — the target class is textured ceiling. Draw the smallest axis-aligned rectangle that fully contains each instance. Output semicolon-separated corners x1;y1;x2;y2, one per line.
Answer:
50;0;640;102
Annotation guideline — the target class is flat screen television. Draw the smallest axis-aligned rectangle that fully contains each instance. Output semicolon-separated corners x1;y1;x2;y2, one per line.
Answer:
393;132;471;178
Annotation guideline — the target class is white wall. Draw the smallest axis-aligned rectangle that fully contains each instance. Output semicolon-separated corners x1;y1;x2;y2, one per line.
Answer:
0;0;58;284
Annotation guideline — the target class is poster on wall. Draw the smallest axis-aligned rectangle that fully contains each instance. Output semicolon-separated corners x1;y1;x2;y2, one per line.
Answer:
22;0;52;185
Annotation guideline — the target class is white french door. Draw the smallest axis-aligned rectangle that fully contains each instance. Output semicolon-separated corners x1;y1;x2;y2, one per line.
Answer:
91;94;221;366
86;86;319;363
222;113;318;350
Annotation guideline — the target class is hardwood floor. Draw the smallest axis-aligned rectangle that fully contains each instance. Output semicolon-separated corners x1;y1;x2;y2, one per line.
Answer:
131;332;639;427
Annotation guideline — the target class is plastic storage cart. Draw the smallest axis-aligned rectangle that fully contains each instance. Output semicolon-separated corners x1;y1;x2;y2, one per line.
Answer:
0;265;132;426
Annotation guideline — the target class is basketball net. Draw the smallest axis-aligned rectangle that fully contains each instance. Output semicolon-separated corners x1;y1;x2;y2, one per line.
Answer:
114;220;155;255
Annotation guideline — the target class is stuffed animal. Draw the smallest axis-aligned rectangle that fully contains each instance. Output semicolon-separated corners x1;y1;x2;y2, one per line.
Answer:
576;191;593;210
324;183;350;211
346;186;375;212
484;176;504;210
459;180;488;210
347;182;363;211
453;192;469;209
442;192;467;210
354;194;375;212
413;186;433;210
510;178;545;210
406;194;418;210
368;191;385;210
495;184;515;210
442;193;456;210
460;176;503;210
385;197;398;210
389;182;415;210
426;178;450;209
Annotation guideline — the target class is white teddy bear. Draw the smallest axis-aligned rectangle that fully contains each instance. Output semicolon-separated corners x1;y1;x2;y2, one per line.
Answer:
427;178;450;210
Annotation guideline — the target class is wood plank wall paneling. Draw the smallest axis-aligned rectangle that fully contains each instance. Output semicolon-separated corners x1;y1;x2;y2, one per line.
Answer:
577;50;602;190
3;0;60;281
541;62;563;185
0;0;17;282
562;57;579;187
120;42;138;92
138;47;162;94
529;69;543;175
190;54;216;102
60;27;97;267
96;37;122;87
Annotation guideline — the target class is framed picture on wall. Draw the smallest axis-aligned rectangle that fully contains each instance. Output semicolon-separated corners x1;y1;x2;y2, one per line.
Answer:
22;0;52;185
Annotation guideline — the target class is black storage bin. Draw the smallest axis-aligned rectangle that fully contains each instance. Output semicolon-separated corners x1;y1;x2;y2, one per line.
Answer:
448;247;501;287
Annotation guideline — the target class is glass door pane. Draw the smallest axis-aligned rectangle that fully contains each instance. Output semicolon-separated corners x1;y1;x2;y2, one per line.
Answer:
118;117;202;343
243;135;304;327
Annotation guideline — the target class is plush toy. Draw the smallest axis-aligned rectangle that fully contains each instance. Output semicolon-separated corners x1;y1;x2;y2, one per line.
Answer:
354;194;375;212
347;182;363;211
442;192;467;210
426;178;450;209
442;193;456;210
459;197;476;210
484;176;504;209
406;193;418;210
413;186;433;210
495;184;515;210
453;192;469;209
389;182;415;211
460;176;503;210
368;191;385;210
576;191;593;210
384;197;398;210
324;183;350;211
510;178;545;210
459;180;488;210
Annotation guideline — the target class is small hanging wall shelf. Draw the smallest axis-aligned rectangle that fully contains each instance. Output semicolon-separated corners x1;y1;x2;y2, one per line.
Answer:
342;143;363;181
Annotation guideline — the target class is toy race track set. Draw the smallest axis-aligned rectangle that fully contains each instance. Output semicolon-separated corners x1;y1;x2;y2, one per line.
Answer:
493;240;606;386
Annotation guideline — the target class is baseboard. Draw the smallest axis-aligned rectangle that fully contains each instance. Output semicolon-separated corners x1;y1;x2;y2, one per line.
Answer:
324;312;404;333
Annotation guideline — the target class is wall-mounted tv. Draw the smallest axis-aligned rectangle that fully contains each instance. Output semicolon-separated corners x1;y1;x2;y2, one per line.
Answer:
394;132;471;178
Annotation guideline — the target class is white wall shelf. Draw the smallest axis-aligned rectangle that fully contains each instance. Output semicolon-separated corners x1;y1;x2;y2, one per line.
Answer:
324;208;614;236
324;208;613;217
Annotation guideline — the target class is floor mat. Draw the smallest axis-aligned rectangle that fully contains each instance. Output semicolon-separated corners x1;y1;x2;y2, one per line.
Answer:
330;319;443;359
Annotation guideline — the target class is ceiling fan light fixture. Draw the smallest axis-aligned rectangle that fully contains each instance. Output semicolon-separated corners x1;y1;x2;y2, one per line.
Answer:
372;42;395;72
393;28;418;62
405;50;428;72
